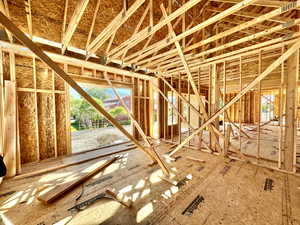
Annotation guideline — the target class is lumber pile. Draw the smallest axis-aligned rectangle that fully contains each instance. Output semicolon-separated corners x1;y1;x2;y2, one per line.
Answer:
37;157;118;204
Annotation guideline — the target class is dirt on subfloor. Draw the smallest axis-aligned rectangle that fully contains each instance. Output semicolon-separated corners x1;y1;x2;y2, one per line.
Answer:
71;125;131;153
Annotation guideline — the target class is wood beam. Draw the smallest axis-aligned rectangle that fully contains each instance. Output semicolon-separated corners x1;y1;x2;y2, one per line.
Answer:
24;0;32;38
61;0;90;54
0;0;12;42
168;37;300;157
62;0;68;42
209;0;290;8
86;0;145;56
206;6;289;23
0;40;152;80
85;0;101;50
284;48;299;172
3;81;16;177
0;11;169;175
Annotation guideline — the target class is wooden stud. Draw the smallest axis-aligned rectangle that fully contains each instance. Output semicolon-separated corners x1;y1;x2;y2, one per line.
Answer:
87;0;145;55
52;70;57;158
24;0;32;38
3;80;17;177
278;47;284;168
33;57;40;161
224;124;232;157
257;51;262;163
284;48;299;172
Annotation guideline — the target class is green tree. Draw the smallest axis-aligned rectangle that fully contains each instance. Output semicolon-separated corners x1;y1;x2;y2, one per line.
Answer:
85;87;109;101
70;96;104;122
109;106;128;117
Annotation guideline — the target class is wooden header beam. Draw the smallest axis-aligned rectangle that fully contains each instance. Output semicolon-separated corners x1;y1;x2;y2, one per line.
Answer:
0;11;169;175
0;40;152;80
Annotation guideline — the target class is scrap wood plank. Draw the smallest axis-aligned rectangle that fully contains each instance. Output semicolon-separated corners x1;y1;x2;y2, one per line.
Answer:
37;157;118;204
186;156;205;163
3;80;16;178
13;145;136;180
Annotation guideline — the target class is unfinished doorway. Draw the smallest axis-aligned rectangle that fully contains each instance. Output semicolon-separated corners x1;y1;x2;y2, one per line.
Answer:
70;83;132;153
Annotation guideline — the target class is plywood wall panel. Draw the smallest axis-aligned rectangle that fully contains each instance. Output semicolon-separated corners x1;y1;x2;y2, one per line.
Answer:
37;93;56;160
18;92;38;163
15;55;34;88
36;60;53;90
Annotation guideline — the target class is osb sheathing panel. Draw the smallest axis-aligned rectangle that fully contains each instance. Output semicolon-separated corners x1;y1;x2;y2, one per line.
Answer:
18;92;38;163
54;63;66;91
15;55;34;88
55;94;67;157
54;74;65;91
36;60;53;90
37;93;56;160
68;64;81;75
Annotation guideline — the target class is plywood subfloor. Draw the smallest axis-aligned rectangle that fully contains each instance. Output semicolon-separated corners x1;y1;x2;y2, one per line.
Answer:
0;143;300;225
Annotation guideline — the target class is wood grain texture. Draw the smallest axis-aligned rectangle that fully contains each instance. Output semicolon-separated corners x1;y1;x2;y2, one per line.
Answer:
37;157;118;204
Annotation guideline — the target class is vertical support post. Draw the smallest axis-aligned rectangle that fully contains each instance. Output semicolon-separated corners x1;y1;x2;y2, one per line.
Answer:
64;64;71;155
178;74;182;144
52;70;57;158
198;68;203;149
163;79;166;140
171;76;174;142
188;77;191;145
224;124;232;157
3;80;17;177
278;49;284;168
210;63;220;150
284;48;299;172
257;50;262;163
239;57;242;151
0;50;3;157
137;78;141;140
33;57;40;160
223;61;226;148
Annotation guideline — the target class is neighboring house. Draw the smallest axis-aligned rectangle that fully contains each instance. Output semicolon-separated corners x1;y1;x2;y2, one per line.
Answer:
103;95;131;110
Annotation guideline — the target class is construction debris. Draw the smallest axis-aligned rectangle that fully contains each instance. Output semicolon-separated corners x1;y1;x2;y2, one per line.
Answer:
182;195;205;216
264;178;274;191
68;189;132;212
37;157;118;204
186;156;205;163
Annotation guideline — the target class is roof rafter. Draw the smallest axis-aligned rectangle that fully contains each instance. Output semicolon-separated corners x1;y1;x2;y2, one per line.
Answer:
61;0;90;54
86;0;145;57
